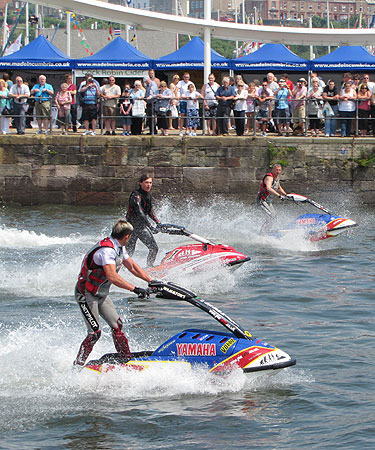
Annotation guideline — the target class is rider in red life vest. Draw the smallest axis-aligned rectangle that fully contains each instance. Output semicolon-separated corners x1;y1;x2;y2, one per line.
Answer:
73;219;153;368
257;163;287;231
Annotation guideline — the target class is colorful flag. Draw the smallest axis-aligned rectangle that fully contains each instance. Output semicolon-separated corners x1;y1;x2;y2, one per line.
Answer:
370;14;375;28
130;34;136;42
114;29;121;36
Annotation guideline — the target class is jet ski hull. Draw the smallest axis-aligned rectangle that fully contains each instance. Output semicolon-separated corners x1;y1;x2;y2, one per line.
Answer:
271;213;357;242
84;329;296;376
147;243;250;278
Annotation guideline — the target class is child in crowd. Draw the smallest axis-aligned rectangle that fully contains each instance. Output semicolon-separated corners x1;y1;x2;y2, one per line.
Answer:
185;83;203;136
246;81;258;134
120;84;132;136
55;82;72;135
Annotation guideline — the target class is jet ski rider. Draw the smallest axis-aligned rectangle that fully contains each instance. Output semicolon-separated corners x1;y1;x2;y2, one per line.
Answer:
126;173;161;267
257;163;287;231
73;219;152;368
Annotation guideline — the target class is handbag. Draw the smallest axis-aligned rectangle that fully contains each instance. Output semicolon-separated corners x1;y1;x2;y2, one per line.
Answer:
317;107;324;119
170;104;178;118
132;99;145;117
323;101;334;117
1;106;12;116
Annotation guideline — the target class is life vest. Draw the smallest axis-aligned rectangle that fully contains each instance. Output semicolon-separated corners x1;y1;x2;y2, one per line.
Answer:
78;237;123;296
258;172;280;202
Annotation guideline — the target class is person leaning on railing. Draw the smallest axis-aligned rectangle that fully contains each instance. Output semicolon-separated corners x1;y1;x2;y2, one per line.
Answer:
130;80;146;136
357;82;371;136
322;79;339;137
306;78;323;137
78;74;100;136
201;73;220;136
8;76;30;135
245;81;258;135
184;83;203;136
338;81;357;137
30;74;54;135
291;78;307;136
215;76;236;136
119;84;132;136
0;78;10;135
232;81;248;136
155;81;172;136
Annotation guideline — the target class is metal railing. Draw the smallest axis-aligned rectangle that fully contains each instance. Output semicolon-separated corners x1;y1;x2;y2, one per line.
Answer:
0;95;372;137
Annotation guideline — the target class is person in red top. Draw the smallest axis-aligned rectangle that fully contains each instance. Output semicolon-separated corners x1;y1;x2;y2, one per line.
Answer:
65;73;77;132
73;219;152;368
256;164;287;231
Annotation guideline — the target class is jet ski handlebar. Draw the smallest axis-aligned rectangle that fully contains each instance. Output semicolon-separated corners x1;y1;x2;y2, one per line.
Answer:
148;281;252;340
285;194;335;215
157;224;214;245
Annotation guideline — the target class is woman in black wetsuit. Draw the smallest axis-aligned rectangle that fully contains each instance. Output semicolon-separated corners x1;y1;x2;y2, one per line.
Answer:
126;173;160;267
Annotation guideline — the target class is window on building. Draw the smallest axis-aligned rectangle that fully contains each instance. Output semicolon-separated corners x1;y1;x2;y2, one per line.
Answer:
300;3;304;10
309;4;312;10
318;3;320;9
272;1;276;7
342;5;346;11
292;3;296;9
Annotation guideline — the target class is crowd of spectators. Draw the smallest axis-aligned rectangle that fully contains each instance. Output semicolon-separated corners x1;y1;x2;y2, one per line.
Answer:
1;69;375;137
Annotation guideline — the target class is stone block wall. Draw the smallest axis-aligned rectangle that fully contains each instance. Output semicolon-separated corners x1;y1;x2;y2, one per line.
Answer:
0;134;374;205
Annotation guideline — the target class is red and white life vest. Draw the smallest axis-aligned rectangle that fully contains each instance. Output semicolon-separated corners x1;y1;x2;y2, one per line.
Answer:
258;172;280;202
77;237;123;296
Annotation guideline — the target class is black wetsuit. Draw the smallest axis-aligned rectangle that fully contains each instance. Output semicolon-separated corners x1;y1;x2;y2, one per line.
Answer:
126;187;160;267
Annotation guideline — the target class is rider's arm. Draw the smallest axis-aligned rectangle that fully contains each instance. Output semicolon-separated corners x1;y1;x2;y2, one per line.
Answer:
103;263;138;291
130;193;153;227
264;176;285;198
123;257;152;283
149;205;160;224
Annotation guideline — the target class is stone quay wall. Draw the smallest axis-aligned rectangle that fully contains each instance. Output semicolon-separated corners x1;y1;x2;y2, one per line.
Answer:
0;135;374;205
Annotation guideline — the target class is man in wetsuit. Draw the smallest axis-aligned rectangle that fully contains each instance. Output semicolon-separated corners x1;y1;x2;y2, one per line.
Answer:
126;174;160;267
257;164;287;232
73;219;152;368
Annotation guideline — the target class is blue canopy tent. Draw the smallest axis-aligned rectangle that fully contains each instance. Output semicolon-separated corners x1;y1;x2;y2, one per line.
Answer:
153;36;231;70
75;36;152;70
231;43;309;71
0;35;74;70
311;46;375;71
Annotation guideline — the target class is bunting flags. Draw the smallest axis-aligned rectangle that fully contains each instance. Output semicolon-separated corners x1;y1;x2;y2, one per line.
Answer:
130;34;136;42
369;14;375;28
114;29;121;36
68;11;94;55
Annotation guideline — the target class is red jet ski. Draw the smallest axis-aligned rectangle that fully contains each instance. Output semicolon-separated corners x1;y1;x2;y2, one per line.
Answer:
147;224;250;279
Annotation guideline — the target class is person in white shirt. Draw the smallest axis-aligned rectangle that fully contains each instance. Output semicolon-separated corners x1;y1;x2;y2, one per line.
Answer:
100;76;121;135
184;83;203;136
73;219;153;368
233;81;248;136
176;72;195;136
9;76;30;135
